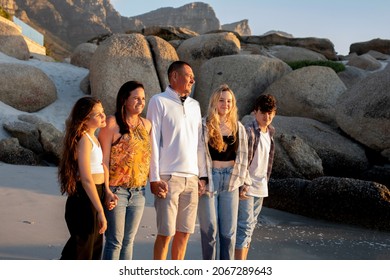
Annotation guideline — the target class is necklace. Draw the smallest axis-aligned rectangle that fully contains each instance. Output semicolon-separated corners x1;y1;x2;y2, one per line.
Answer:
126;116;140;129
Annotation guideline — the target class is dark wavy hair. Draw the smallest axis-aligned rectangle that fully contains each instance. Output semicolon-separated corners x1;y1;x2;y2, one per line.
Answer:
254;94;277;113
58;96;101;196
114;81;145;135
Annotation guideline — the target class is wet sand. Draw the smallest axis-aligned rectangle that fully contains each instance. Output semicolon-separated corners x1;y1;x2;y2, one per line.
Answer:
0;162;389;260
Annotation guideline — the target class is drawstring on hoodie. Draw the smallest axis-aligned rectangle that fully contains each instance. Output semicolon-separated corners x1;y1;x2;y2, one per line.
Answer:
180;95;187;116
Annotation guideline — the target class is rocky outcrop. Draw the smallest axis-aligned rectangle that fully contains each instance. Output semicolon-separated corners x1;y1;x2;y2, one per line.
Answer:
134;2;220;34
266;177;390;231
194;54;292;117
350;38;390;55
14;0;128;49
262;66;347;126
336;66;390;160
0;62;57;112
89;33;161;116
268;45;327;63
0;137;38;165
0;0;15;17
242;33;337;60
221;19;251;36
3;114;63;164
142;26;198;41
14;0;223;55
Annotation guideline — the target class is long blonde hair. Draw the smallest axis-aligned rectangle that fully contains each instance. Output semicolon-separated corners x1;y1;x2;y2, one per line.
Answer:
206;84;238;152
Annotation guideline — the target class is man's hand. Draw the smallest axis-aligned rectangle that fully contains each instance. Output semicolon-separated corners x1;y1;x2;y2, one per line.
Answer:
150;181;168;198
198;178;207;196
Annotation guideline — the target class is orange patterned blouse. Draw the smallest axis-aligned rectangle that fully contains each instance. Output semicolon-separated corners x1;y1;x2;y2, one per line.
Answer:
109;121;151;188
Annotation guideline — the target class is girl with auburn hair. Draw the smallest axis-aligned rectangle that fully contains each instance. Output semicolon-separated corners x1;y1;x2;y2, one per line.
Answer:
58;96;111;259
198;84;251;260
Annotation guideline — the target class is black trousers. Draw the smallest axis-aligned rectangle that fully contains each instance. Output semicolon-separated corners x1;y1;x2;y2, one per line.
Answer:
60;182;105;260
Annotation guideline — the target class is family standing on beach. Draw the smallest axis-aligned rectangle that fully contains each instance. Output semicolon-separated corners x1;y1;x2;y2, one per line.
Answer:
58;61;277;260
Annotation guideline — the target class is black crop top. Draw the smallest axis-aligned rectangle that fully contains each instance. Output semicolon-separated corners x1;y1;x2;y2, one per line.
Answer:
208;134;238;161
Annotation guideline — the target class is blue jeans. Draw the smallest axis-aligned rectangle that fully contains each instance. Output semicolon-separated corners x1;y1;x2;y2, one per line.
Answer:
198;166;239;260
103;186;145;260
236;196;264;249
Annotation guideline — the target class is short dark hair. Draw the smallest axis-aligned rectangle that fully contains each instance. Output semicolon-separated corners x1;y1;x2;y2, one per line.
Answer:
254;94;277;113
167;61;191;77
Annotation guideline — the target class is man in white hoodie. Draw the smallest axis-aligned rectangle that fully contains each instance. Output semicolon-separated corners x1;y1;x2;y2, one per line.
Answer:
146;61;207;260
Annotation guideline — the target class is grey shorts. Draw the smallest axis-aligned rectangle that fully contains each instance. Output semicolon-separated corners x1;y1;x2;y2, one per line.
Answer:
155;175;199;236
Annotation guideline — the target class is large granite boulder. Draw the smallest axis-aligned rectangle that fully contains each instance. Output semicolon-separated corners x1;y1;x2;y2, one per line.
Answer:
177;32;241;80
263;66;347;126
194;54;292;117
0;63;57;112
89;33;161;116
146;35;179;90
272;116;369;178
336;67;390;160
337;65;368;89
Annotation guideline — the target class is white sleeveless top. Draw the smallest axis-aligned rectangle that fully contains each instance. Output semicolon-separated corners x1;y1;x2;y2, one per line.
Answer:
84;133;104;174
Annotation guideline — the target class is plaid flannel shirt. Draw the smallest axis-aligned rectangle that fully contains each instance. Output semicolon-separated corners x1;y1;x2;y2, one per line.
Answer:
246;118;275;182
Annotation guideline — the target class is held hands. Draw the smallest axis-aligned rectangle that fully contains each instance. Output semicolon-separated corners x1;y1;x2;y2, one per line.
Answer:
105;190;118;211
150;181;168;198
239;185;250;200
198;179;207;196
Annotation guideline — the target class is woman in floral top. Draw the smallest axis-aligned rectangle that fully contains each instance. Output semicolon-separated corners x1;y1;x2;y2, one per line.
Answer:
98;81;151;260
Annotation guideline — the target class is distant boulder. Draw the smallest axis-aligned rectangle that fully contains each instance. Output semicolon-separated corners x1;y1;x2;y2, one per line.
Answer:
268;45;327;63
346;53;382;71
0;63;57;112
350;38;390;55
242;33;337;60
70;43;98;69
142;26;198;41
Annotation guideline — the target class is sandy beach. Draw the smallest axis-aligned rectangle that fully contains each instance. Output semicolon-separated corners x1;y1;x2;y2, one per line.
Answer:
0;162;389;261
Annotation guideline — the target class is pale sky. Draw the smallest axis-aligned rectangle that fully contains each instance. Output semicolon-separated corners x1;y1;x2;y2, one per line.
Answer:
110;0;390;55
